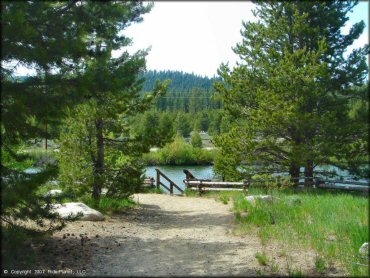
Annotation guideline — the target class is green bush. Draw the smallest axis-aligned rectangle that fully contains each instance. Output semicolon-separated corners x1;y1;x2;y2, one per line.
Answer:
142;134;215;165
191;131;203;148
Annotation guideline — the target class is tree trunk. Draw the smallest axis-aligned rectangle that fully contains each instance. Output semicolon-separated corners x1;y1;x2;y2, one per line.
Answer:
289;162;300;186
92;117;104;202
304;160;314;187
45;122;48;151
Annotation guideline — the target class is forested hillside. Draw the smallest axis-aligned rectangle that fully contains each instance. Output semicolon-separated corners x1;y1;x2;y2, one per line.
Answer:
141;70;222;112
141;70;216;92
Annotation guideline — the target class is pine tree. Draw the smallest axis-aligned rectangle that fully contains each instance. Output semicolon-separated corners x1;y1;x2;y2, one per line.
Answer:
56;2;171;202
215;1;368;184
1;1;104;233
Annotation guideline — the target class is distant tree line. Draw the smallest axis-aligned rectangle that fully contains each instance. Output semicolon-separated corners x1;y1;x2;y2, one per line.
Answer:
130;109;231;139
141;70;217;92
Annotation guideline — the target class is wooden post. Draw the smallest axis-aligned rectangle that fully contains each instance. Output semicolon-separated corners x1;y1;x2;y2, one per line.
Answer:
198;180;203;194
243;180;249;192
156;169;160;190
151;177;155;188
170;182;173;195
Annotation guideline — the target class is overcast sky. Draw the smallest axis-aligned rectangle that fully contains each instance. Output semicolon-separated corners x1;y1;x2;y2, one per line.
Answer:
121;1;369;77
15;1;369;77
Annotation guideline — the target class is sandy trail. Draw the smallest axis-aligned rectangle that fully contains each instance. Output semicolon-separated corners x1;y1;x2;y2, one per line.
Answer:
32;193;328;276
90;193;261;276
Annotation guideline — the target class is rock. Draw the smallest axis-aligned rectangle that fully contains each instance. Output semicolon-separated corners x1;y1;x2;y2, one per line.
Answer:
286;196;302;205
245;195;273;206
51;202;105;221
44;189;63;197
326;234;336;241
238;212;248;218
359;242;368;256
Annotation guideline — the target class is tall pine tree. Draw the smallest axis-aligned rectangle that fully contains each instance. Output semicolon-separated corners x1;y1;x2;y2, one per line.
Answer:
214;1;368;183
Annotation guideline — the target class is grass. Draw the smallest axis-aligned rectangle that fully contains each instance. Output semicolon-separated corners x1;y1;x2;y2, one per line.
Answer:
139;187;164;194
255;251;268;266
315;256;326;274
289;268;305;277
79;195;138;214
219;194;230;204
271;261;279;272
232;187;369;276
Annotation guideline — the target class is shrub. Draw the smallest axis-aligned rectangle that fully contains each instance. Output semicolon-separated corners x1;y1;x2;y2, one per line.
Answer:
142;134;215;165
191;131;203;148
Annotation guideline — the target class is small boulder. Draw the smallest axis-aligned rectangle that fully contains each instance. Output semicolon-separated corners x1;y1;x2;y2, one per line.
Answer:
51;202;105;221
286;196;302;205
44;189;63;197
245;195;273;206
359;242;368;256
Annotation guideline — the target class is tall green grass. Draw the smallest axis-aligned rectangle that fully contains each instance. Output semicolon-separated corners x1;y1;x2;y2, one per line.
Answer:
233;188;369;276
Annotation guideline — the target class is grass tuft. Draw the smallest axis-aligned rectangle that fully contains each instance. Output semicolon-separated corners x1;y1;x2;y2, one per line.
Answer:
255;252;268;266
315;256;326;274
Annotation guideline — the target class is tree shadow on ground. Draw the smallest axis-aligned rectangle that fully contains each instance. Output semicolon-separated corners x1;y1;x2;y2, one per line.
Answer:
88;235;259;277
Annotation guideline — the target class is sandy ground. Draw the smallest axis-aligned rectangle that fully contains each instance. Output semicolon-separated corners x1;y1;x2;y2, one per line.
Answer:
31;193;343;277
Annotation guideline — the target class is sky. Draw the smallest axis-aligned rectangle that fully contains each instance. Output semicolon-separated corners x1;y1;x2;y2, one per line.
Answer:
15;1;369;77
120;1;369;77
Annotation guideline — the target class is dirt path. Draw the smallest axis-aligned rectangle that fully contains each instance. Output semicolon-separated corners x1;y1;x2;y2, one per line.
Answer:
91;193;262;276
32;193;323;276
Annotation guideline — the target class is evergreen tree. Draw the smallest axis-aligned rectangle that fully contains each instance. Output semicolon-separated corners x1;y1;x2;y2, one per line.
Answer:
215;1;368;184
174;112;192;137
158;112;175;144
1;0;107;233
56;2;171;202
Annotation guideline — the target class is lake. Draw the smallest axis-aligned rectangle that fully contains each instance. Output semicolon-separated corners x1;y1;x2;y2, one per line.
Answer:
145;165;215;193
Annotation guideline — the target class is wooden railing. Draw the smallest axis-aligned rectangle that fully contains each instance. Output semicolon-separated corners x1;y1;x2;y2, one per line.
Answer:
243;177;369;192
183;169;369;193
143;177;155;188
184;180;249;193
183;169;248;193
156;168;184;194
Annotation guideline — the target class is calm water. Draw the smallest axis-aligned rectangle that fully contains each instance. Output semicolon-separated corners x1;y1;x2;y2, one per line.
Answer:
145;165;215;193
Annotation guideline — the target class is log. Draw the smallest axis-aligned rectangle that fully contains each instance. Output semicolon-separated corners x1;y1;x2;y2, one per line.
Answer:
318;180;369;186
184;180;245;187
317;184;369;192
188;187;246;192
